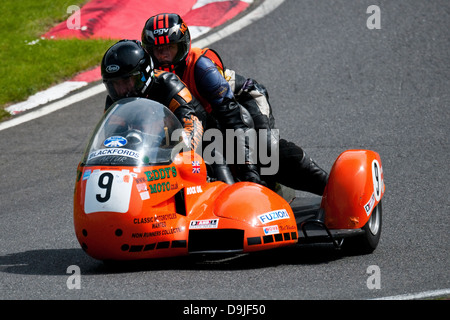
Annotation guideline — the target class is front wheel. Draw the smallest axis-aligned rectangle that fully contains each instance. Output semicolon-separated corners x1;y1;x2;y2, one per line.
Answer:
342;200;382;254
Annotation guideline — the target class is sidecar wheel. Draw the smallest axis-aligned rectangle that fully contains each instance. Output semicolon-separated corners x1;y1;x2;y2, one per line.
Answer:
342;201;382;254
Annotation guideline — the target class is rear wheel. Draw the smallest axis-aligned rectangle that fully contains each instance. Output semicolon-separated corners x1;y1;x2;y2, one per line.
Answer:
342;201;382;254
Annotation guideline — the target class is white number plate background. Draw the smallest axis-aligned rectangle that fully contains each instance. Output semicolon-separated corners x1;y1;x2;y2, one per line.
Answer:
84;170;133;214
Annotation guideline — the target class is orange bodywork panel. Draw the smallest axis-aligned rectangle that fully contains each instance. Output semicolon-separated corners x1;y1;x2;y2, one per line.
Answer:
321;150;385;229
74;151;297;261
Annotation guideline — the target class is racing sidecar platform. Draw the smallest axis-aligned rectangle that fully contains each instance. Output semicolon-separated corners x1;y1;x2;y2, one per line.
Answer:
290;196;382;253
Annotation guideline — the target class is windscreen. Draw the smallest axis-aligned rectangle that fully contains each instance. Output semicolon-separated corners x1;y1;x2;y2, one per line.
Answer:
81;97;189;166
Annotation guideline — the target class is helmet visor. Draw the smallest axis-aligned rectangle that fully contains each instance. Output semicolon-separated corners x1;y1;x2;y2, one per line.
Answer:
104;72;145;101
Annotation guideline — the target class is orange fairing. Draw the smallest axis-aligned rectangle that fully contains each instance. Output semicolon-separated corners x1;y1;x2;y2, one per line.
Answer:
213;182;298;252
321;150;385;229
74;155;297;260
73;98;299;261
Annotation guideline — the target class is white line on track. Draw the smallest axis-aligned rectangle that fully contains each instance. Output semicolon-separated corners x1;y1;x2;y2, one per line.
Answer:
0;0;285;132
374;288;450;300
0;84;105;131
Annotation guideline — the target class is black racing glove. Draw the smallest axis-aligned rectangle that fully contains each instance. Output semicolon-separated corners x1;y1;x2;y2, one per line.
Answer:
237;164;266;187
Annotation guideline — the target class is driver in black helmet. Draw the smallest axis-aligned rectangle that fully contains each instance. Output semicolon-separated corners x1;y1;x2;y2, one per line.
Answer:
101;39;206;153
101;39;234;184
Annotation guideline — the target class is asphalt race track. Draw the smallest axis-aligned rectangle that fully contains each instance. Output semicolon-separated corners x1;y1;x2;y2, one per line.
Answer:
1;0;449;301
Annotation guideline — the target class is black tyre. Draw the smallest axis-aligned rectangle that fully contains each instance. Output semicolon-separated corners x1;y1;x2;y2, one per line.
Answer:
342;200;382;254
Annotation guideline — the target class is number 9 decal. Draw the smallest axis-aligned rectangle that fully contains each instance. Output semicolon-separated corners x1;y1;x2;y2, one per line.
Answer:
371;160;382;202
84;170;133;214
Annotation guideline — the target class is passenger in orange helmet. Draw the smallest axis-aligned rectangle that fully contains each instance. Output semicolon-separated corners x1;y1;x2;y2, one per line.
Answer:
142;14;328;195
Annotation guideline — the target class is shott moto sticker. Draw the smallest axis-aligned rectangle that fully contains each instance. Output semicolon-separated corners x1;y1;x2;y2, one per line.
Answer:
84;170;133;214
189;219;219;229
257;209;290;224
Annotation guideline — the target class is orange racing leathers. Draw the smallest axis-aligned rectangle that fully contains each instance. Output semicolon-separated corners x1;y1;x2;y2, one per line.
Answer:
175;47;263;184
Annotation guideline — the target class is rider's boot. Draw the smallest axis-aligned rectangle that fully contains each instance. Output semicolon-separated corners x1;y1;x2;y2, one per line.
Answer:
276;139;329;196
296;151;329;195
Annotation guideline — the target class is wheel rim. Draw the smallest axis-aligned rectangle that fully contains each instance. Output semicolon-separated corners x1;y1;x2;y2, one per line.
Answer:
368;204;381;235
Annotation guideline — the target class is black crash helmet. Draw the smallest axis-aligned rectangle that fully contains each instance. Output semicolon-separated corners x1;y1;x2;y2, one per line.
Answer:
101;39;154;101
141;13;191;71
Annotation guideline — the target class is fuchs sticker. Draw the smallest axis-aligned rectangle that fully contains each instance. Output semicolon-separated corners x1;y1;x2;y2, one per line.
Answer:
257;209;290;224
189;219;219;229
104;136;127;147
263;225;279;235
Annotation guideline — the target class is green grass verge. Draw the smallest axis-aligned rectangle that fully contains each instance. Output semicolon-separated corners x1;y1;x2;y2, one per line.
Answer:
0;0;116;120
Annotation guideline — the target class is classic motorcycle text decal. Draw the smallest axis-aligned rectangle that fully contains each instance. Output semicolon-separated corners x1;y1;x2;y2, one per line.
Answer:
133;213;177;225
131;227;183;238
257;209;290;224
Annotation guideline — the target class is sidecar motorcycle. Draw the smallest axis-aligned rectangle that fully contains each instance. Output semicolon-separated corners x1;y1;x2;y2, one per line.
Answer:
73;98;385;261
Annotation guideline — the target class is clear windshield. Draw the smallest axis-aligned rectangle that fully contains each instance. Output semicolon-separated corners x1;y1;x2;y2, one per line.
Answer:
81;97;189;166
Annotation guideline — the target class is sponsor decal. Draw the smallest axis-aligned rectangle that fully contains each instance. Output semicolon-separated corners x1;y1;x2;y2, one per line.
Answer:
139;191;150;200
105;64;120;73
263;225;279;235
136;182;148;192
104;136;127;147
88;148;140;160
186;185;203;195
149;182;171;194
154;28;168;35
82;170;91;181
364;193;376;216
131;227;182;238
145;166;177;181
144;166;178;194
189;219;219;229
257;209;290;224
